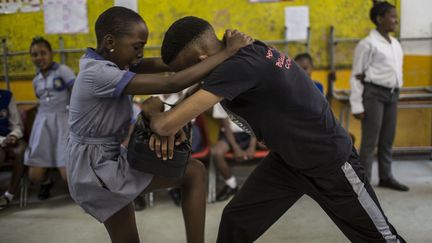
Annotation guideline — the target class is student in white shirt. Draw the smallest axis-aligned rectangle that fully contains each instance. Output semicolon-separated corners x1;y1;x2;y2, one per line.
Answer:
349;0;408;191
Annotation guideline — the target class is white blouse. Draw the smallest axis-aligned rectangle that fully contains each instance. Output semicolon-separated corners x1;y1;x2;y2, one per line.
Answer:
349;29;403;114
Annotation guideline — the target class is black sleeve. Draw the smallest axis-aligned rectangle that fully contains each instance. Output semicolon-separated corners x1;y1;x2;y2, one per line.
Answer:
201;57;258;101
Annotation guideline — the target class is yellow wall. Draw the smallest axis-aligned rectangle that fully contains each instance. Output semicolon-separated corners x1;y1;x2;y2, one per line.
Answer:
0;0;391;76
0;0;430;148
310;55;432;149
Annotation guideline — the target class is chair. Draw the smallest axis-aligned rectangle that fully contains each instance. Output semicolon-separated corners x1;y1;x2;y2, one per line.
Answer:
224;150;269;160
0;153;27;207
205;147;269;203
191;115;211;160
17;105;37;207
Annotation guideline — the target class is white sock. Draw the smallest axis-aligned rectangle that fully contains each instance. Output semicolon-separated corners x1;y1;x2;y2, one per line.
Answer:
225;176;237;189
4;191;14;201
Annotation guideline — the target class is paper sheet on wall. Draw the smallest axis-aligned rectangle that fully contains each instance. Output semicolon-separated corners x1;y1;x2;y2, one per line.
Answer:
0;0;41;14
400;0;432;55
20;0;41;13
114;0;137;12
43;0;88;34
284;6;309;41
0;0;20;14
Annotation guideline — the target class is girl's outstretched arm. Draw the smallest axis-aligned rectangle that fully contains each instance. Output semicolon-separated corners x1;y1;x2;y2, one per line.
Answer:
130;57;169;74
123;30;253;95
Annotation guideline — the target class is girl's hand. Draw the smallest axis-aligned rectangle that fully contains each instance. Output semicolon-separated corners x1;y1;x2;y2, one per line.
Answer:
223;29;254;56
233;147;247;162
3;135;17;147
246;146;256;160
353;112;365;120
355;73;366;83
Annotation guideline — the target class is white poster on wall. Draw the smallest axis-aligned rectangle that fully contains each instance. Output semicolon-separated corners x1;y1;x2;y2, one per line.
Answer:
400;0;432;55
43;0;88;34
0;0;20;14
284;6;309;41
114;0;137;12
20;0;41;13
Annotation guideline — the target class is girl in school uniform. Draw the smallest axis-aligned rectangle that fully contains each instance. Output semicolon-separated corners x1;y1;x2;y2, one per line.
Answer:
25;37;76;199
66;7;251;243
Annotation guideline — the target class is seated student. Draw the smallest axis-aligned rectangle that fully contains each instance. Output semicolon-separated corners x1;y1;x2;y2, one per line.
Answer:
144;16;405;242
294;53;324;93
211;103;257;201
0;89;26;209
295;52;357;145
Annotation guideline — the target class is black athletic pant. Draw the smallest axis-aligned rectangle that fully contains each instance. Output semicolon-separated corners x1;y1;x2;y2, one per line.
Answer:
217;149;405;243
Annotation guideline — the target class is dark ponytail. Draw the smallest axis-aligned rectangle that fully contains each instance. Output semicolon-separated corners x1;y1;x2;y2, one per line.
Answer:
369;1;396;25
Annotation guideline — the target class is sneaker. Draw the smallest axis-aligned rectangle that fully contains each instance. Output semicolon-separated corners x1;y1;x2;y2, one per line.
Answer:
169;188;181;207
38;181;54;200
0;195;10;209
378;178;409;191
216;185;238;202
134;195;147;211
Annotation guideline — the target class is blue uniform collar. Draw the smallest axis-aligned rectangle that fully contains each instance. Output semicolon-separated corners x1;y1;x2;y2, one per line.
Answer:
36;62;60;75
84;48;105;60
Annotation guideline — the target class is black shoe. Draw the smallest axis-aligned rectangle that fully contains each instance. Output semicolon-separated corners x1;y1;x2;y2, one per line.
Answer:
134;195;147;211
0;195;11;209
169;188;181;206
378;178;409;191
38;181;54;200
216;186;238;202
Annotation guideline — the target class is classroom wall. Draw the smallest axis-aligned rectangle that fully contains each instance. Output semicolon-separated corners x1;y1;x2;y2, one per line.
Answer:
0;0;430;148
0;0;392;77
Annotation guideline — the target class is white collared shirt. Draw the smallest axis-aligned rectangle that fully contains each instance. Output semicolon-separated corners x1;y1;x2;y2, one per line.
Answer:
349;29;403;114
212;103;244;133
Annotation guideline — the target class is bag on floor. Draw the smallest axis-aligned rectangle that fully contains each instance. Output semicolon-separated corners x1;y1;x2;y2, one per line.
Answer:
127;112;191;178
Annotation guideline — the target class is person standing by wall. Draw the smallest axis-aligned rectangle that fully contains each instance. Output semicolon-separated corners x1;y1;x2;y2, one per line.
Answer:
349;1;408;191
25;37;76;199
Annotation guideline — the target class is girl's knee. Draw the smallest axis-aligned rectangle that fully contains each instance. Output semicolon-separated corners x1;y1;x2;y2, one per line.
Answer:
185;159;207;184
28;168;47;183
58;168;68;182
211;143;228;157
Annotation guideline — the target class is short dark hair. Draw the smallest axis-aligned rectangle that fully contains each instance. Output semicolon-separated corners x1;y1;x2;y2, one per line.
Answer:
294;52;313;66
369;0;396;25
95;6;144;45
161;16;212;64
29;36;52;53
